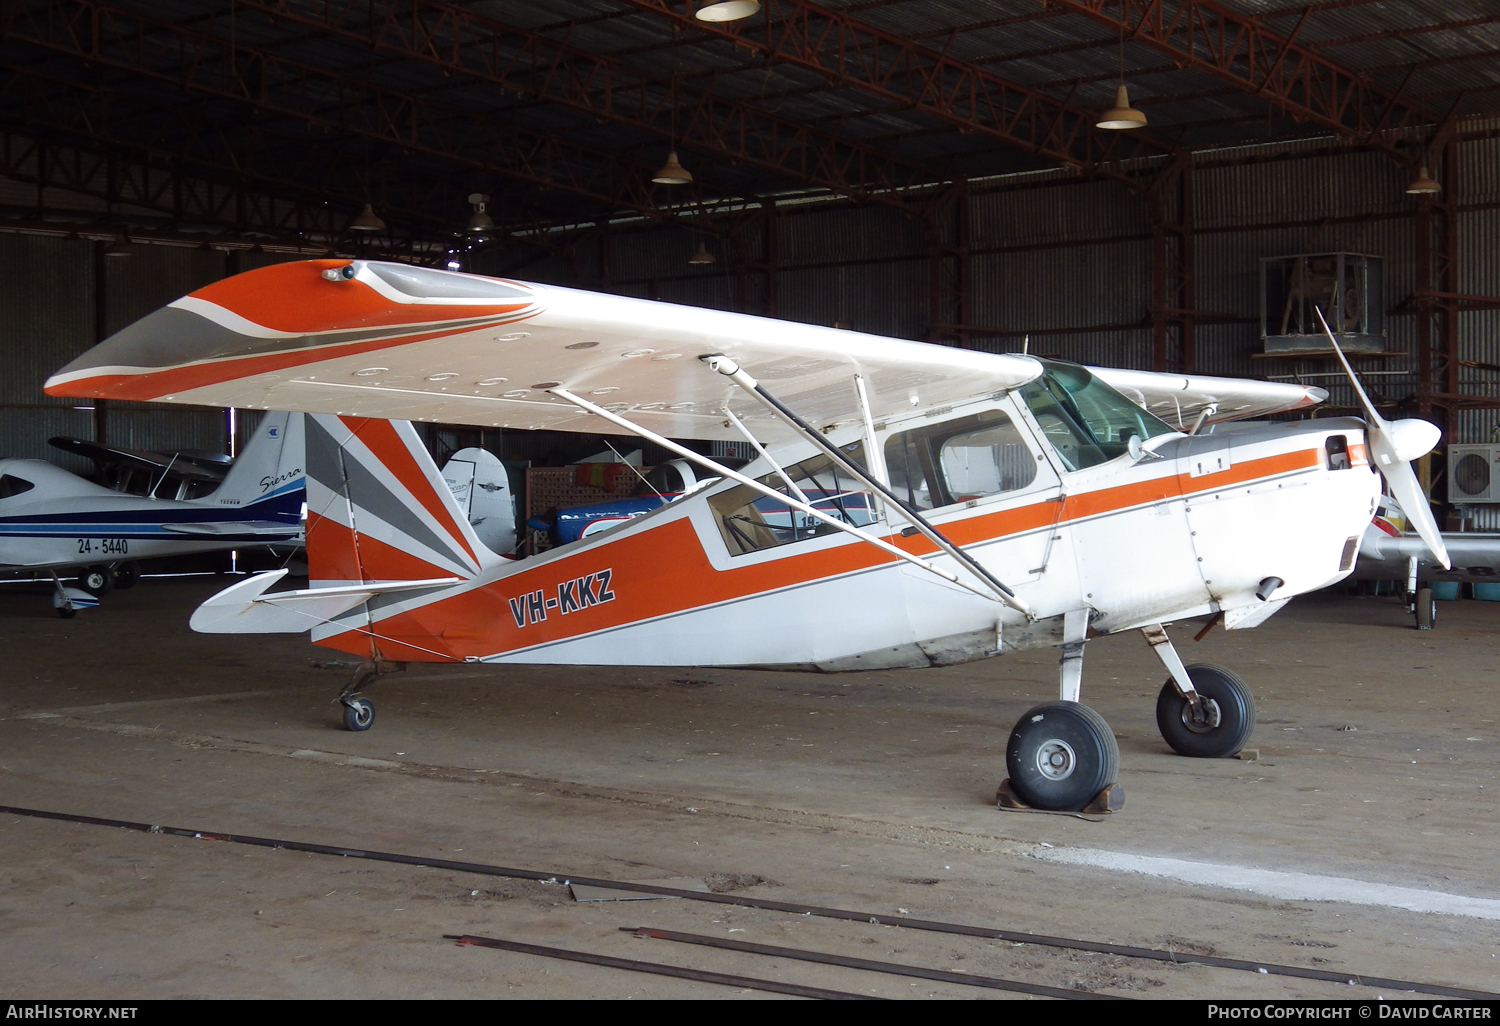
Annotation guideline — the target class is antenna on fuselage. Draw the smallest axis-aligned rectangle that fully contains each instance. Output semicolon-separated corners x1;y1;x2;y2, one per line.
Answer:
1022;334;1029;356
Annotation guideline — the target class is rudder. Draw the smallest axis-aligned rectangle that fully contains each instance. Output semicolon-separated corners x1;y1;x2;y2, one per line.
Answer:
304;415;494;588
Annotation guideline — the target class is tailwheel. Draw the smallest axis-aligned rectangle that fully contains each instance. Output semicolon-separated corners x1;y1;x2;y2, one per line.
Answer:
341;697;375;732
1005;702;1119;812
1156;663;1255;758
1415;587;1435;630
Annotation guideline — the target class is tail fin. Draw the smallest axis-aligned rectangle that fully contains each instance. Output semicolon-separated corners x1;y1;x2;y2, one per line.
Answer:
195;411;305;522
305;415;496;587
441;447;516;556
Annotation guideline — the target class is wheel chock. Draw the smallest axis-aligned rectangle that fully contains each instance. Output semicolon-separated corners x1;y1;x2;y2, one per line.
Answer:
995;778;1125;815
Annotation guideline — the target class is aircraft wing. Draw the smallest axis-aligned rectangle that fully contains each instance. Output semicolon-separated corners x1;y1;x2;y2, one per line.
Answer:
48;436;226;483
1092;368;1326;429
46;260;1043;445
1356;526;1500;582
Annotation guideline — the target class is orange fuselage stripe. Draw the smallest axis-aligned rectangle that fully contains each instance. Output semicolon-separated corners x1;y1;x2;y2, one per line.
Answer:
319;446;1323;661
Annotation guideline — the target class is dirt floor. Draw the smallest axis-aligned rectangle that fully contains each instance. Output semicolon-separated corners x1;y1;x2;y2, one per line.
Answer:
0;576;1497;999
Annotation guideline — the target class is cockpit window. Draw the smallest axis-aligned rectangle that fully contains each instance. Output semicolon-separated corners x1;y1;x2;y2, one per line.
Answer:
1019;360;1175;471
884;409;1038;510
0;474;35;499
708;441;876;556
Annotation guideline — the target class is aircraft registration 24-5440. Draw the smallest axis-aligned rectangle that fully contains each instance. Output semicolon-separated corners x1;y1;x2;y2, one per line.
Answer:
44;259;1449;813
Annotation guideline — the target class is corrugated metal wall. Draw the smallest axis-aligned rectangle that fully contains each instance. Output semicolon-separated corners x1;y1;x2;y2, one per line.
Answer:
6;133;1500;511
0;234;230;468
485;136;1497;454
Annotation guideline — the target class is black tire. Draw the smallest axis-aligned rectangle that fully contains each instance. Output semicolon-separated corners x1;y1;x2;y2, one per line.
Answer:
1416;587;1435;630
112;561;141;590
1156;664;1256;758
1005;702;1119;812
56;606;76;619
342;697;375;732
78;565;113;597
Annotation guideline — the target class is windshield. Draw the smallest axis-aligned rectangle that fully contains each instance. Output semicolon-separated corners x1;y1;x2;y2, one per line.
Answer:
1019;361;1175;471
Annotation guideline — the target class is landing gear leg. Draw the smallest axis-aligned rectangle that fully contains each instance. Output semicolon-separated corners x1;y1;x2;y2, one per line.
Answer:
1001;610;1122;812
335;659;405;731
1144;622;1256;758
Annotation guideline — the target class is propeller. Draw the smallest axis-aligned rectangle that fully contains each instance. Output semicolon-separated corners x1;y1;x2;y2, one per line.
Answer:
1315;307;1450;570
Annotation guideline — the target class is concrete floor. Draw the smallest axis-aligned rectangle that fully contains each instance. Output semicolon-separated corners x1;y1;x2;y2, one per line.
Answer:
1;577;1497;999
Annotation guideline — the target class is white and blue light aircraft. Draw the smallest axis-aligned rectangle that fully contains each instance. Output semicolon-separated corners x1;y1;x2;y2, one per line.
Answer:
0;412;305;616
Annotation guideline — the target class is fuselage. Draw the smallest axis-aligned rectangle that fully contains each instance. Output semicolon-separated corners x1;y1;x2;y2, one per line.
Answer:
310;391;1378;670
0;458;303;571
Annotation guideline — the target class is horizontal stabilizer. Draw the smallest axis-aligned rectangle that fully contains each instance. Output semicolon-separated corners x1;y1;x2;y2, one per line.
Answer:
160;520;302;537
189;568;463;634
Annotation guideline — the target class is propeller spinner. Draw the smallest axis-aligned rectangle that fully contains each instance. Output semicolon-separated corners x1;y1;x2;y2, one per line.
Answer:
1315;307;1451;570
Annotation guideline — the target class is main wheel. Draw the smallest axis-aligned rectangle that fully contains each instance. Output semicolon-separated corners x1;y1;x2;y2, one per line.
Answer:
1156;664;1255;758
1415;587;1435;630
1005;702;1119;812
78;565;113;598
342;697;375;732
112;562;141;590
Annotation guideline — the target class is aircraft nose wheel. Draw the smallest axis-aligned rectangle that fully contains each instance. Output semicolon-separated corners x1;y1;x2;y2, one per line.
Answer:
1155;663;1255;758
1005;702;1119;812
342;697;375;731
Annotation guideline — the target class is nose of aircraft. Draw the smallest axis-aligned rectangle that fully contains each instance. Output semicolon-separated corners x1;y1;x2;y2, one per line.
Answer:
1314;307;1448;570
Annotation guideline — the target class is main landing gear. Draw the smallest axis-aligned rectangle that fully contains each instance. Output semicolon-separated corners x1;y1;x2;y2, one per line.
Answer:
1405;556;1436;631
336;659;405;731
1001;615;1256;813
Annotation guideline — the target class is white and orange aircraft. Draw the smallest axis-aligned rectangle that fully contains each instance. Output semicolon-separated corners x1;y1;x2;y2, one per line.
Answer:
44;260;1449;812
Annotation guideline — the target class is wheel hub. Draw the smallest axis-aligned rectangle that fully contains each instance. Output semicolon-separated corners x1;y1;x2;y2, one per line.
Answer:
1034;739;1076;781
1180;696;1223;733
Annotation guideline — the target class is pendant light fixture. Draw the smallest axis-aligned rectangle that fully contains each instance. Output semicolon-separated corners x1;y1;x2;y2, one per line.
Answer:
102;232;133;258
688;240;716;265
653;151;693;185
695;0;759;21
653;74;693;185
466;192;496;233
1097;9;1146;131
1406;166;1441;195
349;202;386;232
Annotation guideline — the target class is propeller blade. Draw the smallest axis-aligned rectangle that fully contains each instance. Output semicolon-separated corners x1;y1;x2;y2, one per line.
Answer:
1314;307;1385;429
1382;459;1451;570
1314;306;1450;569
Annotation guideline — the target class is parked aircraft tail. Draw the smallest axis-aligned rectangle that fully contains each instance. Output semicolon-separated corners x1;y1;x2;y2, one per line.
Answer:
191;415;499;649
304;415;494;586
195;411;305;524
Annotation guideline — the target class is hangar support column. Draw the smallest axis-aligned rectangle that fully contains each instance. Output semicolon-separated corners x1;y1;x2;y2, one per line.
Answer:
1413;136;1458;455
926;182;971;348
1149;158;1195;374
731;199;779;320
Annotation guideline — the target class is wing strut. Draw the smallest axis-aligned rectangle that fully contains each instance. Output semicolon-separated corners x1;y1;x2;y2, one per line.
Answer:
549;388;1031;615
701;355;1031;617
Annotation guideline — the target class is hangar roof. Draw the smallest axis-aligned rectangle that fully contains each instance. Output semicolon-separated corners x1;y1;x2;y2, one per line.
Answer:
1;0;1495;248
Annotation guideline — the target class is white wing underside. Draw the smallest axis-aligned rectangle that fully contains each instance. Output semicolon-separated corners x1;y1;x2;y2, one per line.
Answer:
1093;368;1328;430
47;260;1323;442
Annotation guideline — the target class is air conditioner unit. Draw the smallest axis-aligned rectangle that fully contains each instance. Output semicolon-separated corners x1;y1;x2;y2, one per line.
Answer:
1448;444;1500;502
